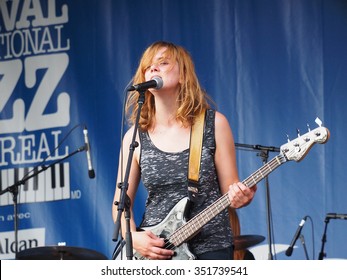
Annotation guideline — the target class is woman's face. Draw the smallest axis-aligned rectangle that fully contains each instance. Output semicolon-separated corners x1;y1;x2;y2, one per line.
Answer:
144;47;180;92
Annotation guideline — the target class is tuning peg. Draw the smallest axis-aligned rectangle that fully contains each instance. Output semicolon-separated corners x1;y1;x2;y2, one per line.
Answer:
307;123;311;131
315;117;322;127
286;134;290;143
297;129;301;137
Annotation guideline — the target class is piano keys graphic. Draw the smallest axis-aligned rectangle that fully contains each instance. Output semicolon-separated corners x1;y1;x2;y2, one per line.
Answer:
0;162;70;206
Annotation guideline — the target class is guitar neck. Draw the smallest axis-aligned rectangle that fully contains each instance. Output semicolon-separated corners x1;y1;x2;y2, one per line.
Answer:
242;154;286;188
169;154;287;246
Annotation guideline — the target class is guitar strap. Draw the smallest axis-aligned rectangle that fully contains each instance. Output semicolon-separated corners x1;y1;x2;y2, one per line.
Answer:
187;108;206;203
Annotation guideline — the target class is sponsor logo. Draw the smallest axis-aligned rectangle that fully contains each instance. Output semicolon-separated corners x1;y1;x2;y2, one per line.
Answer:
0;228;45;259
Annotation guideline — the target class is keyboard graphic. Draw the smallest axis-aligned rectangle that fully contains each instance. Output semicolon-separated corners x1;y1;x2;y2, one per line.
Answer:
0;162;70;206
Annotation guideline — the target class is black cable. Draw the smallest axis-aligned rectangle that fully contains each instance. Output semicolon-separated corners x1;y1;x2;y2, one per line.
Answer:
305;215;315;260
21;124;83;182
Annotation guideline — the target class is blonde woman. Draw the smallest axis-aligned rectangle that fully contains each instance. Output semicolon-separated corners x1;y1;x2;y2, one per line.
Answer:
113;41;257;260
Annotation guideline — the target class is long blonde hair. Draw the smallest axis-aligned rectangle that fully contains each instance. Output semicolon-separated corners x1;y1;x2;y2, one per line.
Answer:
126;41;211;130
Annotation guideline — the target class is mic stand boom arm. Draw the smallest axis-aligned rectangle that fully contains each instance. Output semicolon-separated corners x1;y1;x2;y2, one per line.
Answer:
0;145;87;259
235;143;280;153
113;89;145;260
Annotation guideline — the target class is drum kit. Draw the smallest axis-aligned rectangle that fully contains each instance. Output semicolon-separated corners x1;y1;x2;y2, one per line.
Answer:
15;235;264;260
233;234;265;251
16;246;108;260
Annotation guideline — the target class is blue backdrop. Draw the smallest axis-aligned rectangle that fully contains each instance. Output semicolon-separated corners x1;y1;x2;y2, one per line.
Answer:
0;0;346;260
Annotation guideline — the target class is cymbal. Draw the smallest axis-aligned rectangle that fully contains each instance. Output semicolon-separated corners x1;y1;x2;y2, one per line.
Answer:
233;235;265;251
16;246;108;260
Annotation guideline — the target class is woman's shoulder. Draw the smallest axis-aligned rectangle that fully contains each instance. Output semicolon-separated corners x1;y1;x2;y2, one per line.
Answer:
214;111;231;129
122;125;141;144
203;110;233;143
205;109;228;121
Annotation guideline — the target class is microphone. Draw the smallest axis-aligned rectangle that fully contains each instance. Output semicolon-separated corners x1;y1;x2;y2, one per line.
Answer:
127;76;163;91
326;213;347;220
83;126;95;179
285;216;307;257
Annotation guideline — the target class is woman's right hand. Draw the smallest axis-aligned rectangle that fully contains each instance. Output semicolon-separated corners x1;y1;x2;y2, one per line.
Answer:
132;231;175;260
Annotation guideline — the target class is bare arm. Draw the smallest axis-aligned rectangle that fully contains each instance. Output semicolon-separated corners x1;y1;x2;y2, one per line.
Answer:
112;127;174;259
214;112;257;208
112;126;140;233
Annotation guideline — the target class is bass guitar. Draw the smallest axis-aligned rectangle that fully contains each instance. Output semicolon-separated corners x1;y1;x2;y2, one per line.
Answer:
115;120;329;260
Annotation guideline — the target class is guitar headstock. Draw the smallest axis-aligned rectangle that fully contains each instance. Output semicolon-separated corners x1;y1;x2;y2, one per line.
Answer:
280;120;330;162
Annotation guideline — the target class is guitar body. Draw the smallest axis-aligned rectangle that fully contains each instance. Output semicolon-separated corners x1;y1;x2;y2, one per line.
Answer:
116;197;196;260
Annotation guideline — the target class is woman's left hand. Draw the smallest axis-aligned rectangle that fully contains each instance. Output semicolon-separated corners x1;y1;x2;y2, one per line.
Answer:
228;182;257;208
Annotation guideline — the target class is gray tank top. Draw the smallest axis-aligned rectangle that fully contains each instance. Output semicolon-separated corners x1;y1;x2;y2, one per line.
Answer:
139;109;232;256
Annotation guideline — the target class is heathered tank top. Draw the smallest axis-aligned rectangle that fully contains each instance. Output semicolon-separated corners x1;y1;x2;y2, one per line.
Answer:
139;109;232;256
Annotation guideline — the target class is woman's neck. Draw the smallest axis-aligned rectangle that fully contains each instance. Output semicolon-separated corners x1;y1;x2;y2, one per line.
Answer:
152;91;179;127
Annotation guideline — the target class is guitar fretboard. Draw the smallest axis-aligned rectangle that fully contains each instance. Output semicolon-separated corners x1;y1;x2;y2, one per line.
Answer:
243;154;286;187
169;154;287;246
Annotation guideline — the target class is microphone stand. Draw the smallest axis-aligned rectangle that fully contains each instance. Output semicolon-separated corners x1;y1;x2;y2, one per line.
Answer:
113;89;145;260
235;143;280;260
318;216;330;260
299;234;309;260
0;145;87;259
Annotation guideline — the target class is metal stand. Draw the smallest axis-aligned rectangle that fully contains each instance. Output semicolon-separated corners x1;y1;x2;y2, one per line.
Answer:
112;89;145;260
318;216;330;260
235;143;280;260
0;145;87;259
299;234;310;260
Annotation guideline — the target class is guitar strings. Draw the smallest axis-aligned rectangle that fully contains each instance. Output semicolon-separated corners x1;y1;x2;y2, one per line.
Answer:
158;146;306;255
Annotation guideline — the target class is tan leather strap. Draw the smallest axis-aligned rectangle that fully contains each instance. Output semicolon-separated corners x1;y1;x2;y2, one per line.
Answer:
188;109;206;185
